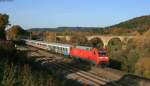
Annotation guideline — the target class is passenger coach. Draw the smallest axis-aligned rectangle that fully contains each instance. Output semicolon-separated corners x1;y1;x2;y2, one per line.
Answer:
24;39;109;66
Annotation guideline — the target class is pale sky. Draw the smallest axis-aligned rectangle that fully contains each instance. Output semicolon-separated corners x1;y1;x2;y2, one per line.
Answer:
0;0;150;29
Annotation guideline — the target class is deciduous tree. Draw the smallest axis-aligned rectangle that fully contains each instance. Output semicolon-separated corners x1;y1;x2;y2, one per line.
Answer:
70;32;88;46
135;57;150;78
43;32;56;42
0;13;9;40
88;37;104;48
7;25;28;40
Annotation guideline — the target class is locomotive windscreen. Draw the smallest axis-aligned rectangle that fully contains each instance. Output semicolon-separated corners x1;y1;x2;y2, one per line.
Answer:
99;50;106;56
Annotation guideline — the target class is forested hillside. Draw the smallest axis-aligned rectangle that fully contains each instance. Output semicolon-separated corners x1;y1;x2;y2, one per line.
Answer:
109;15;150;29
28;15;150;35
107;15;150;35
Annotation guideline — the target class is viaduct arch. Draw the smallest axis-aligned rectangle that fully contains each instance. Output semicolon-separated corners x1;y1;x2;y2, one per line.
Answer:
56;35;136;47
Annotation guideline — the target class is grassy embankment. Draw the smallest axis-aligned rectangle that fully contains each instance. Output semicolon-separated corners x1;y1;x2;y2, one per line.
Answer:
0;41;84;86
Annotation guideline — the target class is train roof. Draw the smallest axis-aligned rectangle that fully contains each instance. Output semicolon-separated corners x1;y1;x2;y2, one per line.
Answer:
76;45;92;50
25;39;72;48
48;43;72;48
25;39;96;49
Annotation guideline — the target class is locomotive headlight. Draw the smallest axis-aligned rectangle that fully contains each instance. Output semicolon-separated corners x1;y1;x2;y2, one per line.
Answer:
100;56;108;60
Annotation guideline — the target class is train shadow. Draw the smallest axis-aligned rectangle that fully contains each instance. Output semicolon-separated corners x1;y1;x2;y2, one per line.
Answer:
108;59;122;70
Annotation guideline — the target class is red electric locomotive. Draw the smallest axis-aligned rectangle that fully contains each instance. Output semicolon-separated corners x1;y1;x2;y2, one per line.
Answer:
70;46;109;66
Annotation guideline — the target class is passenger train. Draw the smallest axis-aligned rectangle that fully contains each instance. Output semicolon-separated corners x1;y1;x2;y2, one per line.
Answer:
24;39;109;66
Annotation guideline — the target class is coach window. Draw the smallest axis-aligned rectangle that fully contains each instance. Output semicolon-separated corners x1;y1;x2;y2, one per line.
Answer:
56;46;59;51
66;48;68;52
64;48;66;52
64;48;65;52
62;48;65;53
51;46;53;50
61;47;63;53
58;47;60;50
55;46;57;50
59;47;60;51
49;45;51;49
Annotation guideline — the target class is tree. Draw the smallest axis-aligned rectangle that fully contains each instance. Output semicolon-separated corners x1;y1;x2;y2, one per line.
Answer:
131;31;140;36
120;48;140;73
69;32;88;46
135;57;150;78
106;37;141;72
43;32;56;42
56;37;67;43
7;25;28;40
0;13;9;40
107;38;122;59
139;30;150;57
88;37;104;48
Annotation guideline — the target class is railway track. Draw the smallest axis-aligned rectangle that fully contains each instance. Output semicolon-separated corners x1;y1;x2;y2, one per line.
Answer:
34;48;110;85
17;45;150;86
49;61;107;86
69;62;124;81
18;45;112;86
58;62;109;83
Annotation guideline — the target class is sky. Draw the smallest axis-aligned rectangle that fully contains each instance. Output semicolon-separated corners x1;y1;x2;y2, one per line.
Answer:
0;0;150;29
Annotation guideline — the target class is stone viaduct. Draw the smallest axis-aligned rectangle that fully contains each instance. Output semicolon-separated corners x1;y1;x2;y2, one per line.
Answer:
56;35;136;47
